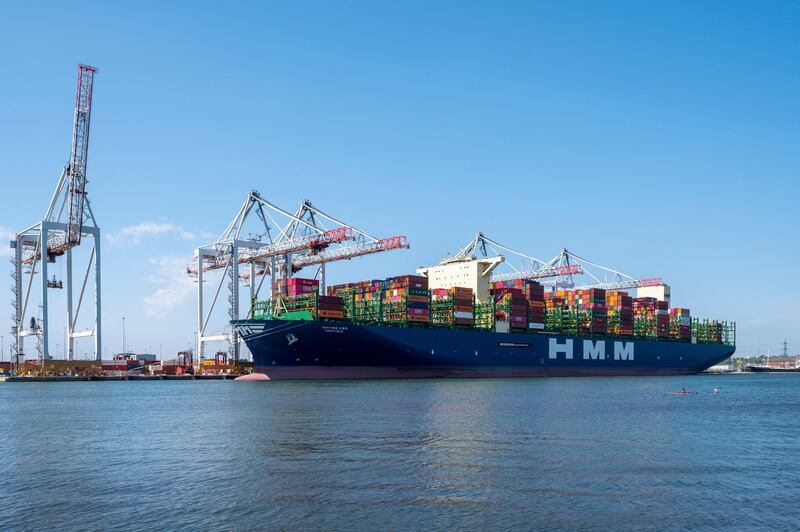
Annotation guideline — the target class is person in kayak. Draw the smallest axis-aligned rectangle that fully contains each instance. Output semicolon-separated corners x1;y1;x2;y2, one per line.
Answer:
680;387;687;393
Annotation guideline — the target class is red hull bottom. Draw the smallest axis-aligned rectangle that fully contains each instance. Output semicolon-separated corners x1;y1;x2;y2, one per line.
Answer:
254;366;698;380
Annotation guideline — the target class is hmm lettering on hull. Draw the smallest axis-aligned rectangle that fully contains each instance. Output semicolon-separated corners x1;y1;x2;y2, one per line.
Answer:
549;338;634;361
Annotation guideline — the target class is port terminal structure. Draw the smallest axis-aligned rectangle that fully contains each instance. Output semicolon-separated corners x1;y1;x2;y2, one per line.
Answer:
188;192;408;363
10;64;101;365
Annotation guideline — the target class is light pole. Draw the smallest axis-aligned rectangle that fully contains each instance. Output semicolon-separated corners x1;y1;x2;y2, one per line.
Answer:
122;316;126;354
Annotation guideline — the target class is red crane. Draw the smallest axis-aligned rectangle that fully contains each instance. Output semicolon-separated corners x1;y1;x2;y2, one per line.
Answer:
187;226;357;276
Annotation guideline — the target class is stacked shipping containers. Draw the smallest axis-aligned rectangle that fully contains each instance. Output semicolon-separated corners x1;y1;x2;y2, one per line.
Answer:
694;318;724;344
251;272;732;345
656;300;669;339
493;287;527;332
527;284;546;331
431;287;474;328
633;297;657;338
285;277;319;297
382;275;430;325
575;288;607;335
271;277;345;319
317;295;345;319
491;280;545;331
544;294;565;333
328;275;429;325
633;297;670;339
669;307;691;341
329;280;382;319
606;291;633;336
352;289;383;322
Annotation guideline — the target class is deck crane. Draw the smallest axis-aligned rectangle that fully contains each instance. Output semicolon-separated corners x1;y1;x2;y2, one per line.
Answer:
11;64;102;364
192;193;408;362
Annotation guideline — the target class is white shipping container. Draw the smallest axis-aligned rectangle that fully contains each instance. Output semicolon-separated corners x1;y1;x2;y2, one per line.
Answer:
454;311;474;319
528;323;545;330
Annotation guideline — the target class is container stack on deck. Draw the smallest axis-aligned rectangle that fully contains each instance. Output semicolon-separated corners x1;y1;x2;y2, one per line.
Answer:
352;286;383;323
286;277;319;297
655;300;669;339
633;297;657;339
252;271;733;347
317;295;345;319
382;275;430;326
694;319;724;344
490;280;545;332
575;288;607;335
544;294;565;333
606;291;633;336
669;307;691;341
525;282;546;331
493;287;527;332
551;290;580;334
267;277;345;318
329;280;379;319
431;287;474;328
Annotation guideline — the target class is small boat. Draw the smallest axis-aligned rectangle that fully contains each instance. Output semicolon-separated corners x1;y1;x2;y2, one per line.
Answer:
668;390;699;395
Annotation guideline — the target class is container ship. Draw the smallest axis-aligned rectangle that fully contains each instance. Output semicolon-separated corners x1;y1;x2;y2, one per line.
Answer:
233;253;735;380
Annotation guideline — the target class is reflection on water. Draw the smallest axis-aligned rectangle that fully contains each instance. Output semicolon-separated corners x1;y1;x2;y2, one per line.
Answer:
1;375;799;530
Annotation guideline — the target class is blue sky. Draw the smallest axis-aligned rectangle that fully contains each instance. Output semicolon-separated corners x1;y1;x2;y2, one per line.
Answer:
0;1;797;359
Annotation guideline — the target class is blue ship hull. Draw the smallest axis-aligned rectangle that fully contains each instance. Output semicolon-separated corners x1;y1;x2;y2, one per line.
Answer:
232;319;735;379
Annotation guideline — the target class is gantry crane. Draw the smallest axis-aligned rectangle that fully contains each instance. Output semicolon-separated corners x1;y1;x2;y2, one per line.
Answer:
454;233;583;282
454;233;661;291
257;200;408;280
548;249;662;290
191;192;408;362
11;64;102;364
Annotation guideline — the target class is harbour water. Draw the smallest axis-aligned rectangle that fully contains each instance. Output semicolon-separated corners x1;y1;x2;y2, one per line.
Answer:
1;374;799;530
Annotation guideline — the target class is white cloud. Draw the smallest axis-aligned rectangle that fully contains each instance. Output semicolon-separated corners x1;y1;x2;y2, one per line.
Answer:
142;255;195;318
0;226;14;257
106;222;198;246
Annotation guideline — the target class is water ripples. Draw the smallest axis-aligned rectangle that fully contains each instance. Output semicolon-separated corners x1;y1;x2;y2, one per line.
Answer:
1;375;799;530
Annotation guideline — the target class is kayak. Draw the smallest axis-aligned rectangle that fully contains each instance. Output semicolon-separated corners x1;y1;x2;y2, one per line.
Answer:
668;391;699;395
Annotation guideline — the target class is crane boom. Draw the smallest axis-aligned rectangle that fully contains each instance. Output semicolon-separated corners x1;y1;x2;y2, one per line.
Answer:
574;277;663;291
491;263;583;282
291;236;408;270
63;64;97;251
188;226;355;275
